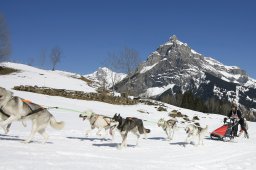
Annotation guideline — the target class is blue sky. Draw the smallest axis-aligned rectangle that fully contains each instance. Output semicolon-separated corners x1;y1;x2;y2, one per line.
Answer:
1;0;255;78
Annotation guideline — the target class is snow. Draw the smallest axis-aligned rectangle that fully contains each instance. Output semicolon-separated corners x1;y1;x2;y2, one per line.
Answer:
164;37;187;46
202;57;256;87
176;40;187;46
0;62;96;93
1;62;256;170
164;42;173;46
1;90;256;170
191;49;201;55
142;84;175;97
140;63;158;74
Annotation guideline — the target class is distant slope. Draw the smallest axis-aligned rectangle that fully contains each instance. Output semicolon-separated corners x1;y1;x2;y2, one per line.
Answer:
0;62;97;93
84;67;126;89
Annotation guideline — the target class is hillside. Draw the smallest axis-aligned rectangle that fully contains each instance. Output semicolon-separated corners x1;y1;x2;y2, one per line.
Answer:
0;62;96;93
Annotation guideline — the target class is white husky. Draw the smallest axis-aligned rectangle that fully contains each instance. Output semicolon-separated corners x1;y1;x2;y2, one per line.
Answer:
185;123;208;145
0;87;64;143
79;110;115;140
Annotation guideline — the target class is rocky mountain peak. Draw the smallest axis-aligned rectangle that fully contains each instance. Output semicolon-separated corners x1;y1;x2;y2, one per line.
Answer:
115;35;256;114
169;35;177;42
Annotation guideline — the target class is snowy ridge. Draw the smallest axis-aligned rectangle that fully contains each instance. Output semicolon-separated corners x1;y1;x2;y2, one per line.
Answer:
203;57;255;86
84;67;127;89
0;62;96;93
138;35;256;89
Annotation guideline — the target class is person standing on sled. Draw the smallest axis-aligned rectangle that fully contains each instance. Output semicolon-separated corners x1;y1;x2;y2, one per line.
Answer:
227;102;249;138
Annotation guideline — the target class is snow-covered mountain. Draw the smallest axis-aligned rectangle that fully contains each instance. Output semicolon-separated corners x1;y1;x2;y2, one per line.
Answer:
0;62;97;93
115;35;256;112
84;67;127;89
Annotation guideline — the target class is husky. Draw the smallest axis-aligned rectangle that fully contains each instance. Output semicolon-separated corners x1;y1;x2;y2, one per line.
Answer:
79;110;115;140
0;87;65;143
185;123;208;146
110;113;150;149
157;118;177;140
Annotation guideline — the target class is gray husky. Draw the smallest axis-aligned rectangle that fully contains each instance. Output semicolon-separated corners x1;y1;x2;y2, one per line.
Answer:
0;87;64;143
185;123;208;145
157;118;177;140
110;113;150;149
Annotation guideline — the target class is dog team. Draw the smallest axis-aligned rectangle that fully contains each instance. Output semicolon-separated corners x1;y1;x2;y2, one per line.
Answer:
0;87;243;148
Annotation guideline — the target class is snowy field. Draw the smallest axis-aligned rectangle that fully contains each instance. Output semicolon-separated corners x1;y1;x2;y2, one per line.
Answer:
1;91;256;170
1;62;256;170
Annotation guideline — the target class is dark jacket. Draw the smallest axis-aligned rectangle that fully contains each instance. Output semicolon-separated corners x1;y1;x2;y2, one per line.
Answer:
228;110;242;119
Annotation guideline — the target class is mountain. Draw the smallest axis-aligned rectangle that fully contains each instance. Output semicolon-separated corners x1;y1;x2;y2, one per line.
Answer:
115;35;256;116
84;67;127;90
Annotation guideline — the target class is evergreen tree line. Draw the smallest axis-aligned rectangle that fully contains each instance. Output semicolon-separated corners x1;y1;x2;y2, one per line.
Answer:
159;91;231;116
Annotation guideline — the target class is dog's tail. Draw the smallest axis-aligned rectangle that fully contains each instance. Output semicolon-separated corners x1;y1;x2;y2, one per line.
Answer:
50;115;65;130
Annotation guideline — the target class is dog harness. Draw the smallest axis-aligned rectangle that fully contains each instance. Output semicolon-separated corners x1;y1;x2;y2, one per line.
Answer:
0;97;47;119
0;106;10;117
162;120;176;131
91;114;111;127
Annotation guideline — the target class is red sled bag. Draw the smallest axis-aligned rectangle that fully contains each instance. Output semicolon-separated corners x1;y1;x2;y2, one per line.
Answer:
210;118;238;141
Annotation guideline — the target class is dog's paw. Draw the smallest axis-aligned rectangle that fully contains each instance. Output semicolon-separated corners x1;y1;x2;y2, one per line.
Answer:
117;144;123;150
21;140;30;144
244;133;249;139
4;128;9;134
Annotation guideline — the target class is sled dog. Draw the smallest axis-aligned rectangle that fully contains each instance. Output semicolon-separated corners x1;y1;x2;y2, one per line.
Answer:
0;87;64;143
110;113;150;149
79;110;115;140
157;118;177;140
185;123;208;145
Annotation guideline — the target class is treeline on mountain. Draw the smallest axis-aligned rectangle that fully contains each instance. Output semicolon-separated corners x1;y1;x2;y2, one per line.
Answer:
158;91;232;116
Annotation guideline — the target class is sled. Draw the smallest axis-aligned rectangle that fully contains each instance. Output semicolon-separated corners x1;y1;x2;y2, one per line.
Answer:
210;118;238;141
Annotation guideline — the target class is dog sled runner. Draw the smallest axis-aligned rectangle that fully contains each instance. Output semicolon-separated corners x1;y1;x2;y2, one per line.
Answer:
210;118;238;141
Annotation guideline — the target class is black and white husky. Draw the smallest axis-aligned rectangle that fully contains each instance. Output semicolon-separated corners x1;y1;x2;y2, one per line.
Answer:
0;87;64;143
110;113;150;149
157;118;177;140
185;123;208;145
